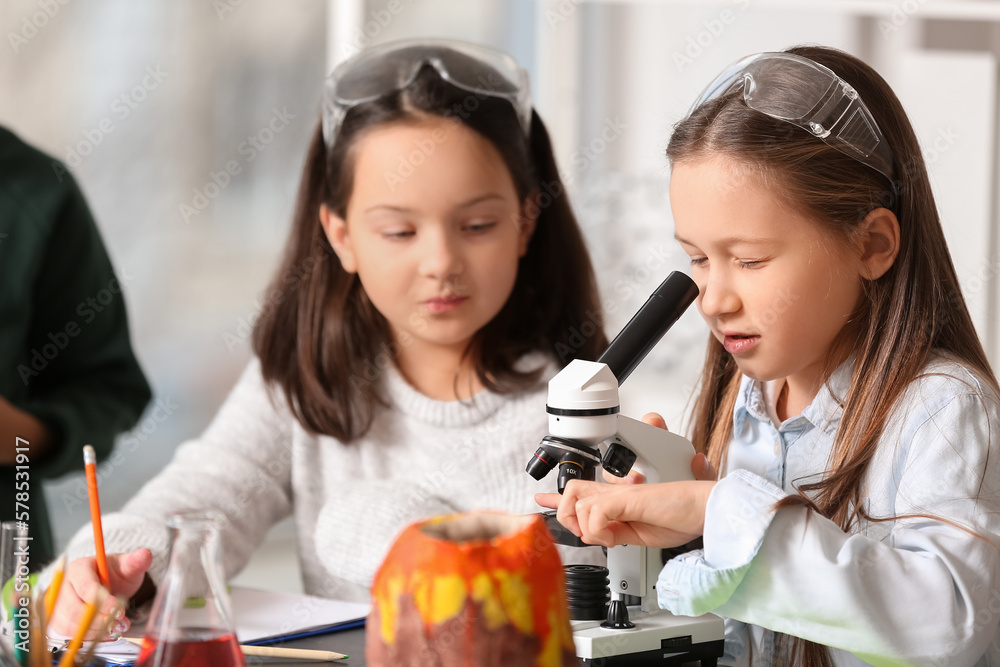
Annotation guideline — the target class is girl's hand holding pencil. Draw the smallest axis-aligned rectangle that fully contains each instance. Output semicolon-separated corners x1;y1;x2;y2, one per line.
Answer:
46;445;156;642
47;549;152;639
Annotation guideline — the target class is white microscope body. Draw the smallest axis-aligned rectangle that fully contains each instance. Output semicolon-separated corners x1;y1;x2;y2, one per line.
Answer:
527;272;725;665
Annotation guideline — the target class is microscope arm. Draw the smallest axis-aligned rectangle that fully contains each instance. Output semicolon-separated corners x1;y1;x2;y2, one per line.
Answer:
609;415;696;485
603;415;697;612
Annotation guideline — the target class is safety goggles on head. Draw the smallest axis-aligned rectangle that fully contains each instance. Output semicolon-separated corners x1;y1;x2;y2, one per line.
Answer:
689;52;896;181
322;38;532;146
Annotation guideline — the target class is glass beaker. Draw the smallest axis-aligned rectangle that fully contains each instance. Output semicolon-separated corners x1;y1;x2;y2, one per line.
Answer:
137;512;245;667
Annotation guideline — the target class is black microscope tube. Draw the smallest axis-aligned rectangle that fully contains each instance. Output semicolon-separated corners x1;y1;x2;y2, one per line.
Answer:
596;271;698;385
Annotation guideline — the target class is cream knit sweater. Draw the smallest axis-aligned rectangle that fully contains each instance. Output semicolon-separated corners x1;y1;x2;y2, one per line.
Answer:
58;356;602;602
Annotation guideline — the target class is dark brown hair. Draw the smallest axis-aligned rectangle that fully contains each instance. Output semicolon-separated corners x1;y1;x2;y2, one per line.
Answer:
253;63;607;441
669;45;999;666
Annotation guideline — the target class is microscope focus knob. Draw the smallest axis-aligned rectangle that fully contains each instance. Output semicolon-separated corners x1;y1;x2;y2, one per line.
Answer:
601;599;636;630
602;442;637;478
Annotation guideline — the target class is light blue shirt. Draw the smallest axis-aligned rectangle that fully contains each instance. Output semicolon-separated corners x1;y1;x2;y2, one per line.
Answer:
657;354;1000;666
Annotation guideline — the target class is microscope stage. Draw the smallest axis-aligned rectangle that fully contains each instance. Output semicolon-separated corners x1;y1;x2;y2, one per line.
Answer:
571;610;724;665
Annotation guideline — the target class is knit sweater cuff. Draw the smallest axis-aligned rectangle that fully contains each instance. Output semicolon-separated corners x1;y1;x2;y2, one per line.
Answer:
39;513;172;591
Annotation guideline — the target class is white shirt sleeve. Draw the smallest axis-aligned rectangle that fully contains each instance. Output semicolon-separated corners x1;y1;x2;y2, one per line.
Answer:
59;360;295;586
658;391;1000;666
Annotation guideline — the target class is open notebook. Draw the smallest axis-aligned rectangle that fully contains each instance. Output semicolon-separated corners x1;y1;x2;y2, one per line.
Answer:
48;586;370;665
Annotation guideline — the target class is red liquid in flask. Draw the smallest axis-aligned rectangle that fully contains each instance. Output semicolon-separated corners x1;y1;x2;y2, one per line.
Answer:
136;629;245;667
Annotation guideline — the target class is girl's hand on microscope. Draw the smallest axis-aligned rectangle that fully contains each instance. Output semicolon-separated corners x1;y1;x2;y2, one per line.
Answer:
601;412;718;484
537;412;721;548
535;478;715;549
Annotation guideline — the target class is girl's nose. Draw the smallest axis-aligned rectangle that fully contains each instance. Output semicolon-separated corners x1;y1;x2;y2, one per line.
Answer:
419;230;464;279
698;271;740;318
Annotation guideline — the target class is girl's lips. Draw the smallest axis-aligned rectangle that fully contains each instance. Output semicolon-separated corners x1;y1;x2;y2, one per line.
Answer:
425;296;468;314
723;334;760;355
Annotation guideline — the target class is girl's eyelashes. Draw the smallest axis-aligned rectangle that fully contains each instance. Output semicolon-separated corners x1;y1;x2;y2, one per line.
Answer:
381;229;415;240
378;220;497;240
688;256;767;268
463;220;497;234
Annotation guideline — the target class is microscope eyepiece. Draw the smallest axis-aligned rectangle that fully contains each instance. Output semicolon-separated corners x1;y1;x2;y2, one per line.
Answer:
596;271;698;385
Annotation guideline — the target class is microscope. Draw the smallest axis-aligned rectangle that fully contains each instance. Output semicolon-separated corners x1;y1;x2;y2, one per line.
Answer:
527;271;725;665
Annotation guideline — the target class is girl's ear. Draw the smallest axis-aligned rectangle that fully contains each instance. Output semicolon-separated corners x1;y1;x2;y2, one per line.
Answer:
517;192;540;257
858;207;900;281
319;204;357;273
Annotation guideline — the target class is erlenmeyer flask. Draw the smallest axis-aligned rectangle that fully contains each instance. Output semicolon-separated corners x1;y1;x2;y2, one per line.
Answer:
137;512;245;667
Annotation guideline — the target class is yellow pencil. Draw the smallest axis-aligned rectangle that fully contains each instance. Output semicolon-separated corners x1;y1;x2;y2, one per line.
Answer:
44;554;67;619
240;645;348;661
57;585;107;667
123;637;348;661
76;597;126;667
29;593;46;667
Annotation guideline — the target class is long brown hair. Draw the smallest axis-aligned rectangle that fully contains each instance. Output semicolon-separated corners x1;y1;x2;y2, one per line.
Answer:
252;63;607;441
670;45;999;665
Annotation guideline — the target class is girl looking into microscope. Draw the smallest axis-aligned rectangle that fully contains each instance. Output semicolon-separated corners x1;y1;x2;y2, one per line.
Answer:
539;45;1000;666
47;38;608;635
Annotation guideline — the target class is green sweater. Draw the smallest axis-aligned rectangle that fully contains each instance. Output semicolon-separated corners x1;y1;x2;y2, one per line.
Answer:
0;126;151;564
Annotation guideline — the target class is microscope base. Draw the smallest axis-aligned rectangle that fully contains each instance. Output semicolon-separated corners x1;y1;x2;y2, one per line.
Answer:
572;610;724;666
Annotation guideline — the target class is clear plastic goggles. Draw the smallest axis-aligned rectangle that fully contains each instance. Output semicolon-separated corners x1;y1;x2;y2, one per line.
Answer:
322;38;532;146
689;52;896;181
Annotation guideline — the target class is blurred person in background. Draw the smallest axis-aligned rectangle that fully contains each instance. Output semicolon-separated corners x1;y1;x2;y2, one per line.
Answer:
1;124;152;564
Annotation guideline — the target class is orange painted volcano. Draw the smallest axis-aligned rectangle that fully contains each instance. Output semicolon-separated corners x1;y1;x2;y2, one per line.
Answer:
367;511;578;666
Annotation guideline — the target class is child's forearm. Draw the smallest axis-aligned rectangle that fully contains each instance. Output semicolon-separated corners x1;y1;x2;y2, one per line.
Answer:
0;397;52;464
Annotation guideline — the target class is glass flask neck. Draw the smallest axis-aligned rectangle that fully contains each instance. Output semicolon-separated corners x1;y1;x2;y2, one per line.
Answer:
138;511;244;667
